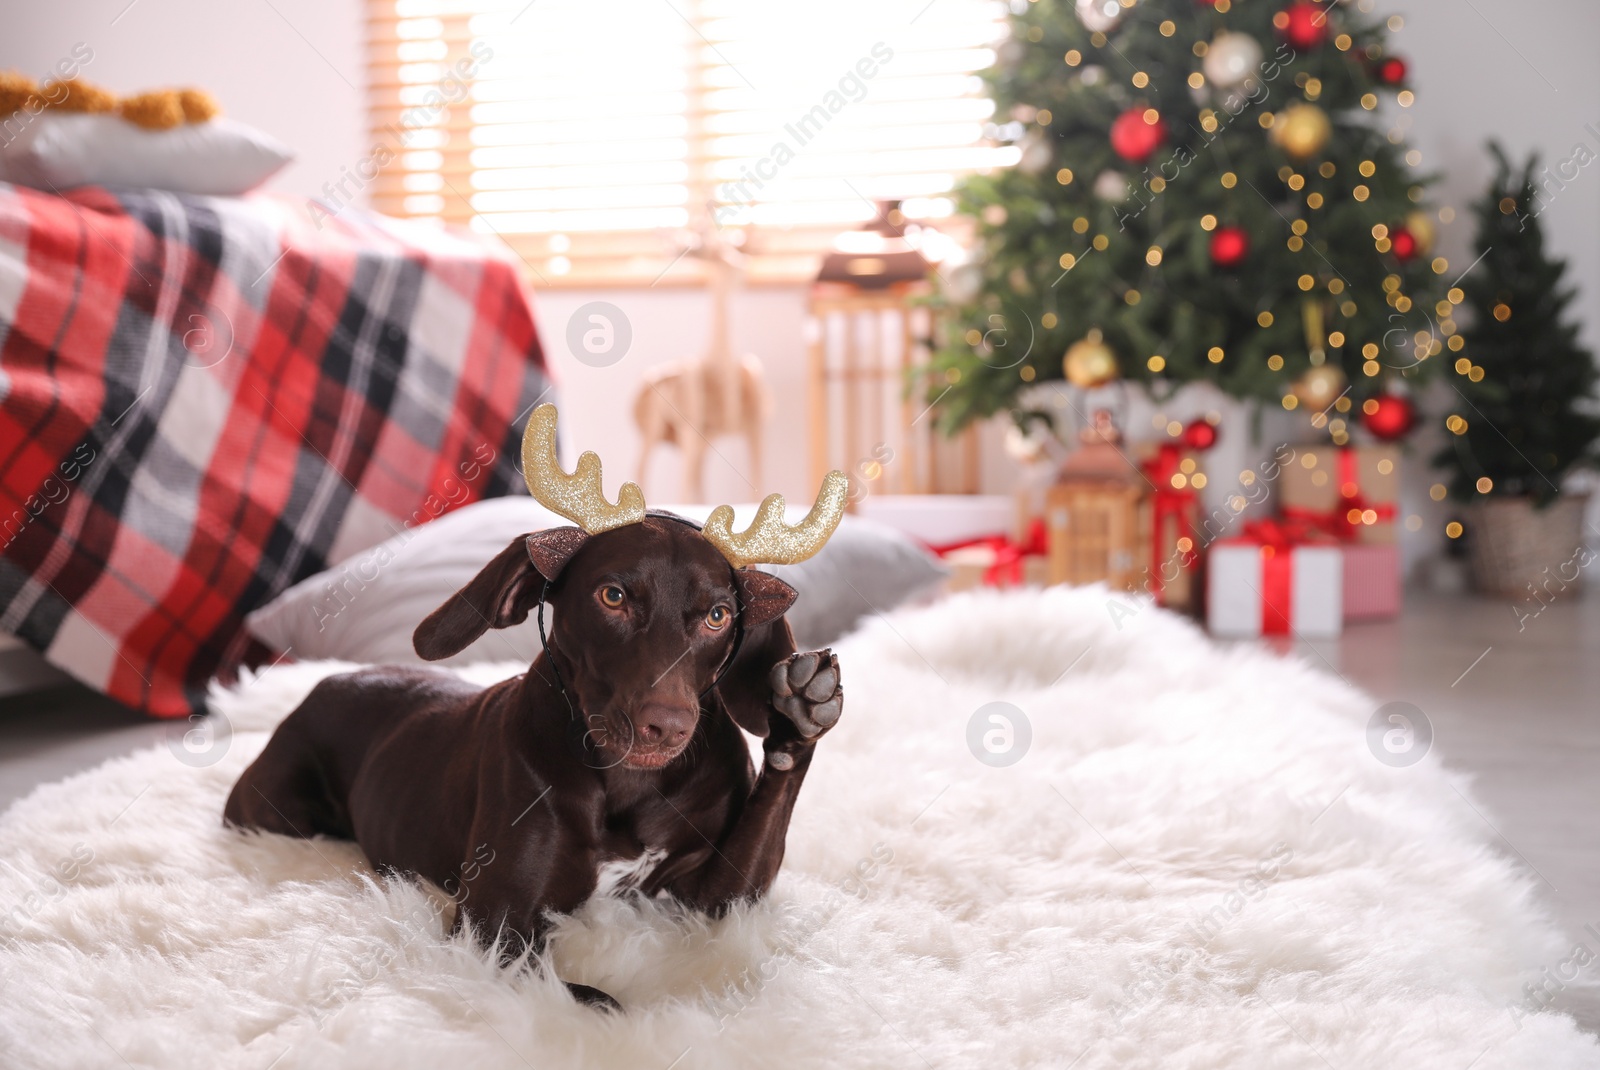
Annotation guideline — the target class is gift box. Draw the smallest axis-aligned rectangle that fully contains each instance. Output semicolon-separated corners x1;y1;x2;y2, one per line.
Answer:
943;548;1049;592
1341;542;1401;621
1207;523;1343;638
1278;445;1398;544
933;520;1049;592
1138;441;1203;611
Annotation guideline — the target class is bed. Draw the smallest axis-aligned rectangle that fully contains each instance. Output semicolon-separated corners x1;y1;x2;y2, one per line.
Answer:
0;181;552;717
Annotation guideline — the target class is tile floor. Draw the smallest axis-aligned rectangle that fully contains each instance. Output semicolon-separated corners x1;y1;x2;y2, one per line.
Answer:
1;587;1595;1031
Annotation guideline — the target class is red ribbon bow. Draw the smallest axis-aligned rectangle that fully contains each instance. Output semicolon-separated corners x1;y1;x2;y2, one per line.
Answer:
1235;516;1334;550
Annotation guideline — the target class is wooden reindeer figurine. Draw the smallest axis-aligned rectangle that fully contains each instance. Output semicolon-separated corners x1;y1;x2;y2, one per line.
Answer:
634;226;771;501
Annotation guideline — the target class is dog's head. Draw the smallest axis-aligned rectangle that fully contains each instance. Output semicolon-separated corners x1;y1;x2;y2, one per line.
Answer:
411;516;797;770
412;404;846;770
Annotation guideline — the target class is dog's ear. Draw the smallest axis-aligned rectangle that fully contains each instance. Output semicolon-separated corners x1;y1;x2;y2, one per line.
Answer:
524;527;589;581
412;528;589;661
733;569;797;630
714;573;799;737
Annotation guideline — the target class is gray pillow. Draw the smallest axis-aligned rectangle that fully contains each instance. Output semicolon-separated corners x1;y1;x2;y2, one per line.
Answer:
245;498;946;666
765;516;948;650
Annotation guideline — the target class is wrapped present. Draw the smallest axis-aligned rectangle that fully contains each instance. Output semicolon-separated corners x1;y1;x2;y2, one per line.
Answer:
1140;441;1201;610
1276;445;1403;619
933;520;1049;592
1207;520;1343;637
940;549;992;593
946;551;1050;591
1278;444;1399;544
1341;542;1401;620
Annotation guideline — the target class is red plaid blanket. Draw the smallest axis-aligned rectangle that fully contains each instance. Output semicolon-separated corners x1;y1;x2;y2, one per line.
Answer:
0;183;551;717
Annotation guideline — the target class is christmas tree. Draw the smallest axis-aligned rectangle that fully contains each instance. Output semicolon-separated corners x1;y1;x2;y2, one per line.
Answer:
1433;143;1600;507
927;0;1444;435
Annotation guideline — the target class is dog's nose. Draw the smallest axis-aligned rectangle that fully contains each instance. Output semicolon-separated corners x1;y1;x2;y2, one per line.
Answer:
635;704;694;746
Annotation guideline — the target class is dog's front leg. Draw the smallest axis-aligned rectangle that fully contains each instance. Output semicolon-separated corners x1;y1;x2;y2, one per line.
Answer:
667;650;842;912
455;816;599;957
452;832;623;1010
669;749;814;911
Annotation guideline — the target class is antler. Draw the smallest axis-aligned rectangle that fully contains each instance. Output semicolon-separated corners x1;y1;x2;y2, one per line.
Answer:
520;404;646;534
701;471;849;569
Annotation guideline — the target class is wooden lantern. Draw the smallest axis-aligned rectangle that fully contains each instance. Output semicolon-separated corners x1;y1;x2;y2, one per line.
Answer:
805;200;984;502
1044;410;1149;592
807;284;980;500
1045;483;1147;590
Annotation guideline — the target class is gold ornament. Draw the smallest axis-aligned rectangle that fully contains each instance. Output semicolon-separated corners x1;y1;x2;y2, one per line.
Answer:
1404;210;1436;255
1274;104;1331;161
522;403;847;567
1063;332;1120;388
1291;364;1347;410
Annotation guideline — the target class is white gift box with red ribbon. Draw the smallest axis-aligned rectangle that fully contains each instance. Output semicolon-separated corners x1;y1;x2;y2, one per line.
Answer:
1208;538;1343;638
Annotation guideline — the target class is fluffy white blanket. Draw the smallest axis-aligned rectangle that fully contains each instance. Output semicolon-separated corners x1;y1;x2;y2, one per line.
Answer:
0;587;1594;1069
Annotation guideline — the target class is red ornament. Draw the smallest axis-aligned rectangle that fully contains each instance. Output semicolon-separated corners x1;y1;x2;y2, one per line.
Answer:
1389;227;1418;262
1209;226;1250;268
1361;394;1416;442
1182;419;1219;451
1376;56;1408;85
1110;107;1167;164
1278;2;1329;50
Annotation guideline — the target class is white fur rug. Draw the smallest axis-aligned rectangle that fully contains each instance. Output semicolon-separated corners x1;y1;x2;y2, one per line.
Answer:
0;587;1594;1069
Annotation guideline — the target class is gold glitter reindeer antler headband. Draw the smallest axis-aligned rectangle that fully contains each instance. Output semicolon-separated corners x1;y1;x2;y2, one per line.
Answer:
699;476;849;569
520;404;847;567
521;404;646;533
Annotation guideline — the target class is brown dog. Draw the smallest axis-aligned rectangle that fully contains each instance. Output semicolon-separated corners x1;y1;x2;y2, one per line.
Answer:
223;512;843;1008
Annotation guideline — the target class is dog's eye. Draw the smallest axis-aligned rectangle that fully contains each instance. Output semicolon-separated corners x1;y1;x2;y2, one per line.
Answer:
599;585;626;608
705;604;731;630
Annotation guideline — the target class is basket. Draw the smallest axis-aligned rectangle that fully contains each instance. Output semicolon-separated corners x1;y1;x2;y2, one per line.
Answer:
1465;493;1590;597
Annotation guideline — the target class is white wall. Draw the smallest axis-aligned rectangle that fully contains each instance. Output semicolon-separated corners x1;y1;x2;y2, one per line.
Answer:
4;0;1597;525
1400;0;1600;356
533;285;817;507
0;0;363;203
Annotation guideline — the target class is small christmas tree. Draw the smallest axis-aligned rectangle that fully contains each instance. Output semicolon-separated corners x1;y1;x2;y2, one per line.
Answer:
1434;143;1600;506
927;0;1444;433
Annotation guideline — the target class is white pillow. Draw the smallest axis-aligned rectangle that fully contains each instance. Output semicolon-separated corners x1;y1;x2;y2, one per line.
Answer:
0;113;293;196
244;497;947;667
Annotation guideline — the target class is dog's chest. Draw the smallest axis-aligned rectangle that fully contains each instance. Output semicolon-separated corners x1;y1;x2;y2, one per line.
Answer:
592;780;726;898
591;797;692;898
592;847;668;898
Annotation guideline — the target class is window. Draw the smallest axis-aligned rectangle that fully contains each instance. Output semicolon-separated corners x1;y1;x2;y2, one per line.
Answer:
366;0;1013;284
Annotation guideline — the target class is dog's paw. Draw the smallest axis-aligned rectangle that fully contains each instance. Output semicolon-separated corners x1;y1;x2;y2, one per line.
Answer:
766;650;842;769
